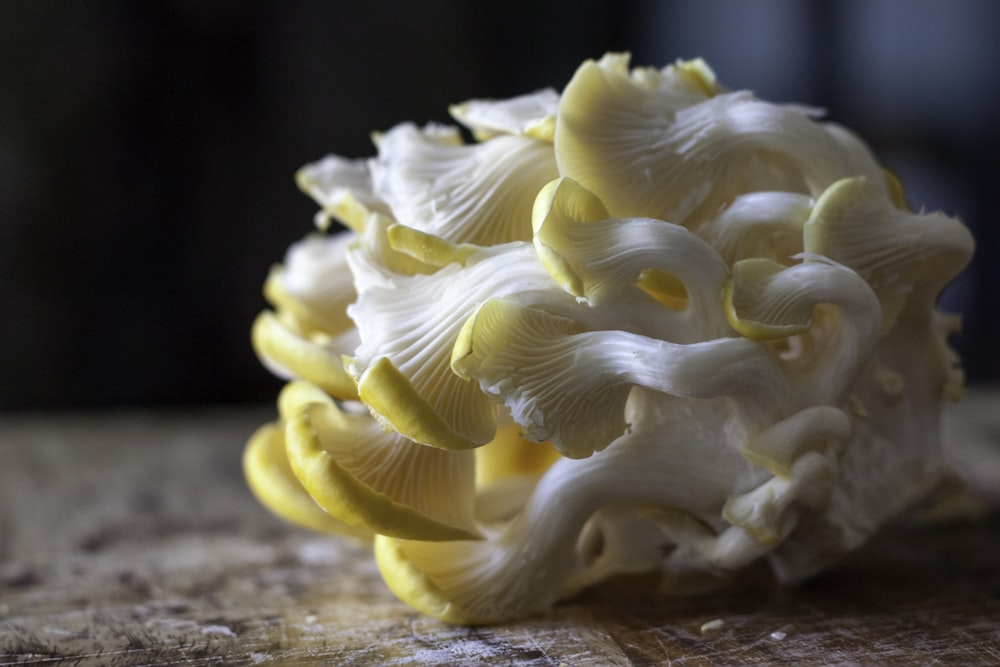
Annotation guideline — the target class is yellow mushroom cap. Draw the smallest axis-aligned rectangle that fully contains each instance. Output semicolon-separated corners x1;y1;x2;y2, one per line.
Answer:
245;51;975;626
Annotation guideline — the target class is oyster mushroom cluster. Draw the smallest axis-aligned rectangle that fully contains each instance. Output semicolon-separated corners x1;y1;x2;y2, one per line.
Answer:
243;53;973;624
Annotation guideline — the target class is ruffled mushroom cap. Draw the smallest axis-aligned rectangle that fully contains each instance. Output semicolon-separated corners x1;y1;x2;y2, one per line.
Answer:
250;233;361;401
243;52;975;626
804;176;975;333
243;382;370;538
531;177;732;340
370;122;558;246
284;397;478;541
555;54;884;226
347;242;558;451
296;154;392;231
449;88;561;142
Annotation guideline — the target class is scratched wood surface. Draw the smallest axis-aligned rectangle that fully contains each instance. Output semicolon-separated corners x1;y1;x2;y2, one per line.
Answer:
1;392;999;666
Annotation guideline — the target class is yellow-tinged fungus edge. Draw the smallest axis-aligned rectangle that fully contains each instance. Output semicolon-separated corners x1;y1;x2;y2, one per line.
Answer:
525;116;557;142
530;177;611;298
802;177;864;258
533;242;585;296
243;422;372;539
357;356;489;451
285;403;482;541
637;268;690;311
374;535;475;624
675;58;718;97
531;177;610;234
294;173;372;233
262;269;313;328
251;311;360;401
277;379;335;420
721;273;812;342
387;224;478;268
450;313;480;379
882;168;908;211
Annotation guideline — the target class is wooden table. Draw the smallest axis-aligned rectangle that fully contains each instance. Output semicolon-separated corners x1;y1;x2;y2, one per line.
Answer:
2;392;999;666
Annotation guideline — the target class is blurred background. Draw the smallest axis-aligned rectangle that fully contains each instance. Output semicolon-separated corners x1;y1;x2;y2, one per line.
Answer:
2;0;998;412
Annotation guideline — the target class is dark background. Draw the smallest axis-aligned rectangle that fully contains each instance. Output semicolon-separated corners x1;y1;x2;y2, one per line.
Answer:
2;0;998;412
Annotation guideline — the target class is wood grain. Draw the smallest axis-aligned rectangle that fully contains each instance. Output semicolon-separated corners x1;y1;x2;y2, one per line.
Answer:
1;394;999;666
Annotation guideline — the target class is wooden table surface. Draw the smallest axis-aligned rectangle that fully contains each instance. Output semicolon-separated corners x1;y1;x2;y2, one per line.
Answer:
2;391;999;666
